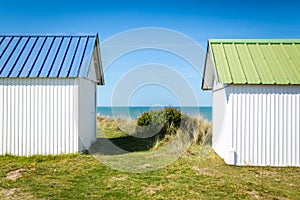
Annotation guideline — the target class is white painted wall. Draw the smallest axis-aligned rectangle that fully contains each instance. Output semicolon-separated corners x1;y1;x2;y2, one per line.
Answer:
212;79;229;162
213;84;300;166
0;76;98;156
78;78;97;151
0;78;79;156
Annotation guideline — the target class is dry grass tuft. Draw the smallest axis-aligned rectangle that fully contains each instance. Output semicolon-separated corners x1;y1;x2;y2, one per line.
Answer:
6;169;26;181
143;185;163;194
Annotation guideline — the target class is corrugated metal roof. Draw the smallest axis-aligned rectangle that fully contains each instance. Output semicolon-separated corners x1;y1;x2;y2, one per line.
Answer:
209;39;300;85
0;35;97;78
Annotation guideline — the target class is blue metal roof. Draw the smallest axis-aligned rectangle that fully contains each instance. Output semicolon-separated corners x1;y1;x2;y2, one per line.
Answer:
0;35;97;78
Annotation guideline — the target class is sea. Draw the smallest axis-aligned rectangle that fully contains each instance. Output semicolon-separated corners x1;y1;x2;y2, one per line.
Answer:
97;106;212;121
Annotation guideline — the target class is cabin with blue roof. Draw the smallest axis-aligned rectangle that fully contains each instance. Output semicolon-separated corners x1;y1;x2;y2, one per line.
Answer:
0;34;104;155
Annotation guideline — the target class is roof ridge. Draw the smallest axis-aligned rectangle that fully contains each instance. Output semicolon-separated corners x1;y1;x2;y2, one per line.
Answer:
209;39;300;44
0;34;97;37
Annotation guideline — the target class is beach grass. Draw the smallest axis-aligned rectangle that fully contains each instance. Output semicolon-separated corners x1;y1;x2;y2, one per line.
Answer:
0;116;299;199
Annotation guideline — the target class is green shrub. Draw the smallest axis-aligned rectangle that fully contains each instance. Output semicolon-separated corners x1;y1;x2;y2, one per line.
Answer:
137;107;183;135
137;107;182;126
137;112;151;126
164;107;182;128
136;107;212;147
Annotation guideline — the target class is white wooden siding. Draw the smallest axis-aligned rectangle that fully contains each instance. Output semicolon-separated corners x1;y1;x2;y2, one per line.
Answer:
0;78;79;156
214;85;300;166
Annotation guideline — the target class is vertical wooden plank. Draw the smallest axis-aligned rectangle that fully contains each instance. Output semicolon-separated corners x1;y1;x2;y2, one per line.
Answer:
0;80;3;154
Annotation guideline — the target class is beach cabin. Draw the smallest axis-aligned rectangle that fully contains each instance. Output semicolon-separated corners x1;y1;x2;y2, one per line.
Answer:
202;39;300;166
0;34;104;156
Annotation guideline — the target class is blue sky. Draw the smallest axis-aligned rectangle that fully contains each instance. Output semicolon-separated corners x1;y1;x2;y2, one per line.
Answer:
1;0;300;106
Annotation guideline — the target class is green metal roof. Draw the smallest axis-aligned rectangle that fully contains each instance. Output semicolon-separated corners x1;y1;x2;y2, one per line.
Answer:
209;39;300;85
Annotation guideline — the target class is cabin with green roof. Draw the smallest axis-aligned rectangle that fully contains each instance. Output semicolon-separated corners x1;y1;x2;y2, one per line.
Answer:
202;39;300;166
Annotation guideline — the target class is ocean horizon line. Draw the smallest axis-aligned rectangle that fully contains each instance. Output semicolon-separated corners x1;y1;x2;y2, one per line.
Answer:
97;106;212;121
97;105;212;107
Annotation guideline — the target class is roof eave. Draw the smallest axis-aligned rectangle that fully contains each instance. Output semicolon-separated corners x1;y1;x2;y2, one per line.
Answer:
95;34;105;85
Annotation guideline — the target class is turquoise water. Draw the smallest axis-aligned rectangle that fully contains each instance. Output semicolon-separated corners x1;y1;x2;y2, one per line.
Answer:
97;106;212;121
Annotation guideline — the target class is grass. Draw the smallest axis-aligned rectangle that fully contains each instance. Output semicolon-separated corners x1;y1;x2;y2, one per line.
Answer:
0;116;299;199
